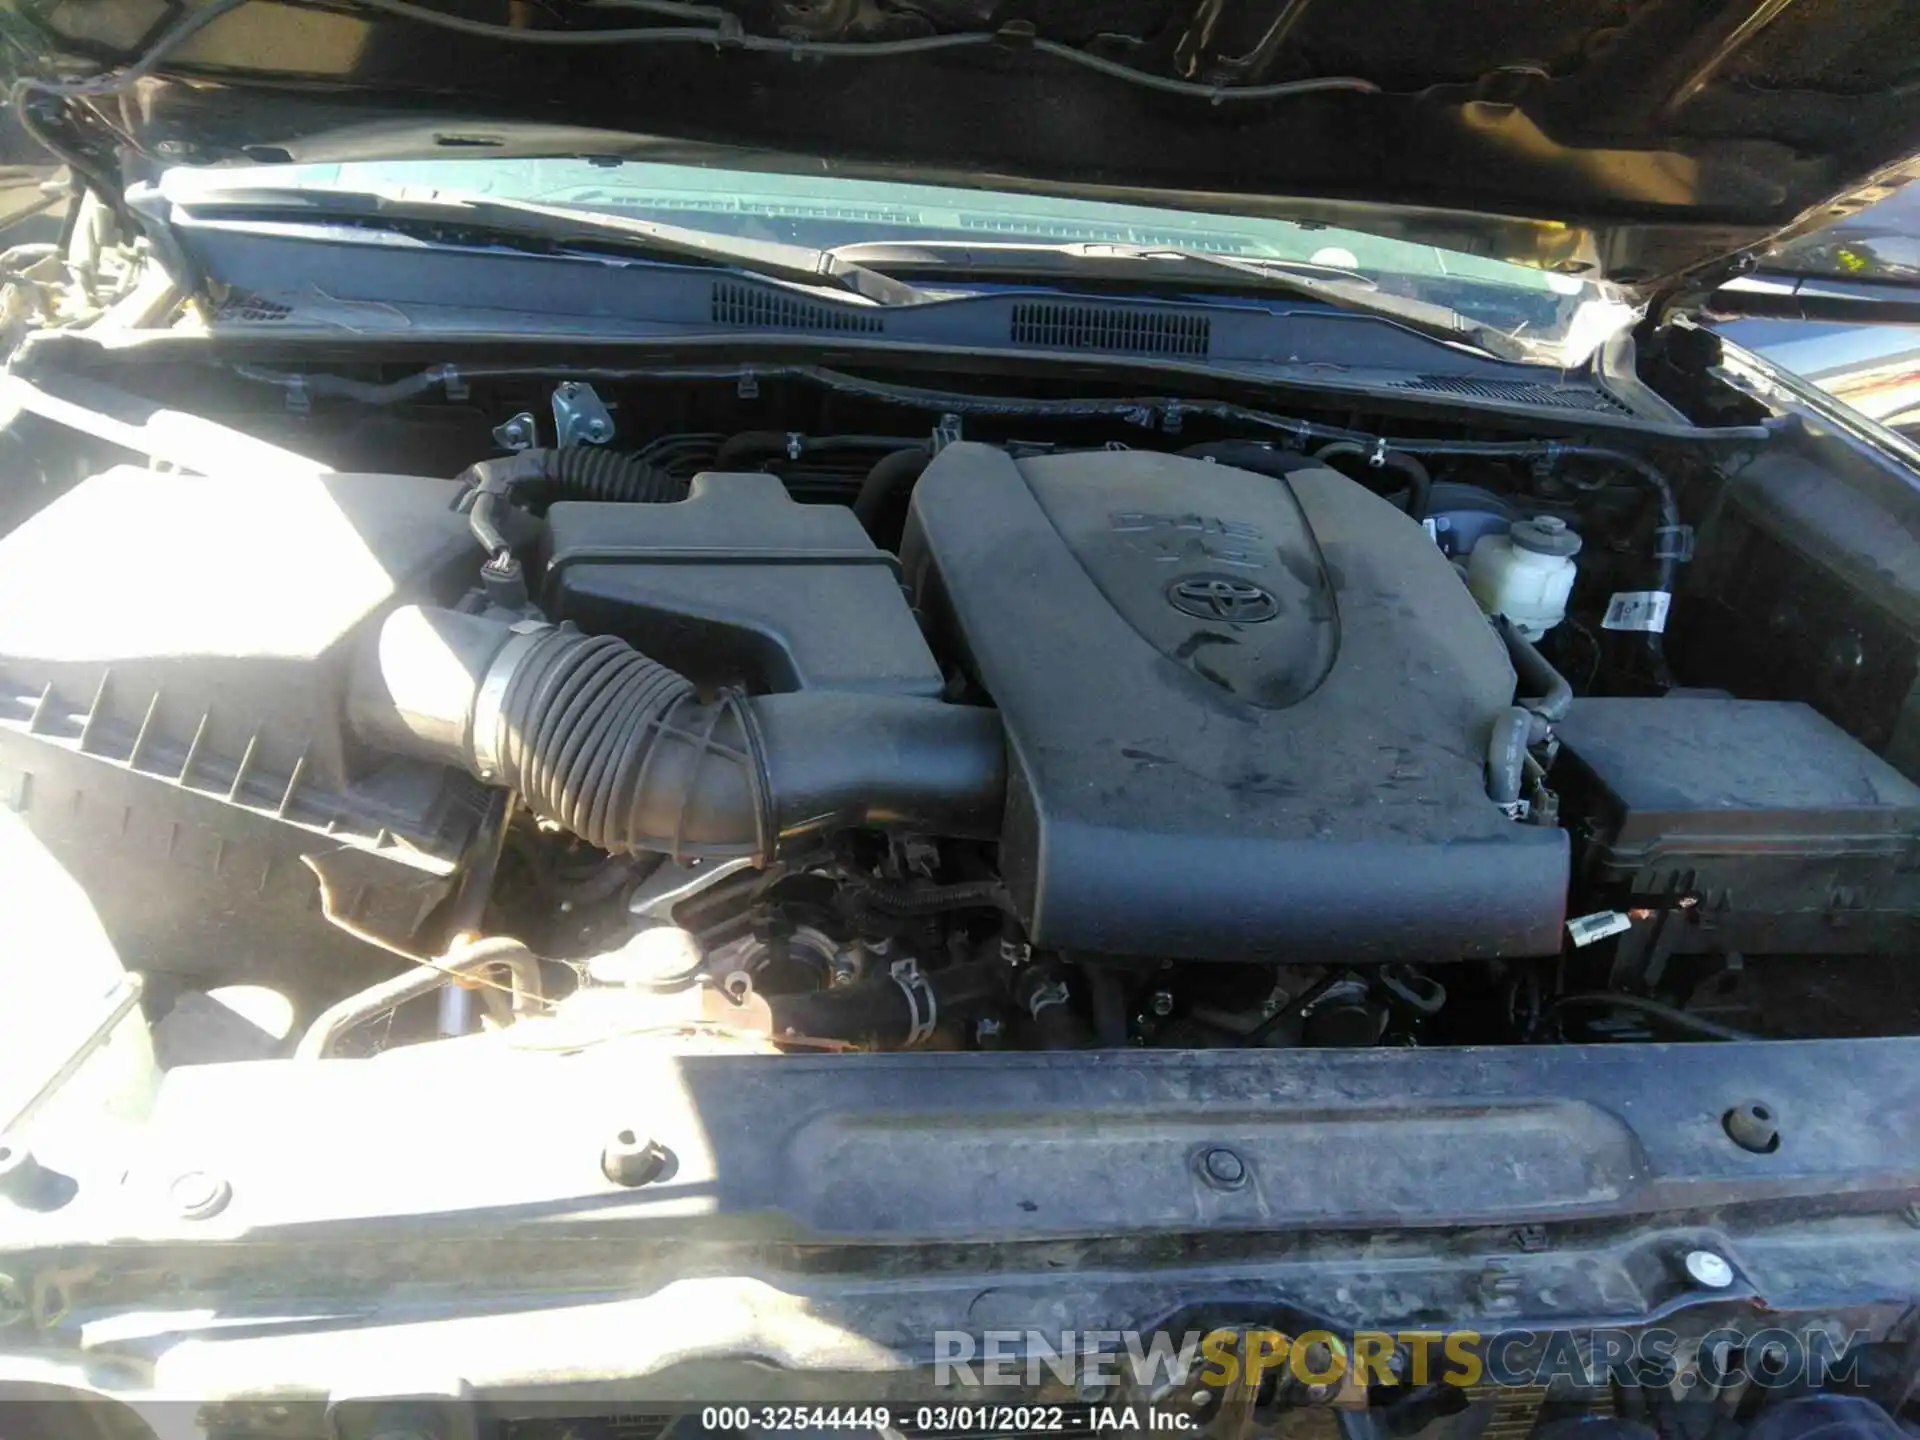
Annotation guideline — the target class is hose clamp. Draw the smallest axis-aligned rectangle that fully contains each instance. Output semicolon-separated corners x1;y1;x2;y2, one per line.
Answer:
722;688;776;865
1024;978;1070;1018
1653;524;1696;562
469;620;551;784
890;958;938;1048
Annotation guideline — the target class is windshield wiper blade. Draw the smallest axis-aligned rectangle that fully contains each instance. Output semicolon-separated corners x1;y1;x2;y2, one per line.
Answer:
166;184;930;306
835;239;1380;288
830;239;1533;361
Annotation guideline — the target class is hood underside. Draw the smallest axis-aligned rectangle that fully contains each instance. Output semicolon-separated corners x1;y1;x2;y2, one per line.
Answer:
9;0;1920;294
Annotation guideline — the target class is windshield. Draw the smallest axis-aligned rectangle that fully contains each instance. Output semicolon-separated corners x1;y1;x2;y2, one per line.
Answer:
162;157;1636;364
1759;186;1920;286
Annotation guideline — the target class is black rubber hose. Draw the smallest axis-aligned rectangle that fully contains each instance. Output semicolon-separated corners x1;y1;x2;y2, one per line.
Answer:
1546;992;1757;1043
1310;441;1434;519
712;431;792;469
1485;704;1534;809
768;961;1008;1048
460;447;688;558
713;432;919;469
351;606;1006;863
1016;964;1097;1049
853;445;932;532
1495;616;1575;723
544;445;687;503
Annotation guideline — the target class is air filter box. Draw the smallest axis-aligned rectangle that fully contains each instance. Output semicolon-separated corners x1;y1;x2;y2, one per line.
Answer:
0;465;490;1005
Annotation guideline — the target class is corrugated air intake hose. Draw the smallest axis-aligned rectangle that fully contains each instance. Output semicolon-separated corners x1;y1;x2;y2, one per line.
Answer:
349;606;1007;862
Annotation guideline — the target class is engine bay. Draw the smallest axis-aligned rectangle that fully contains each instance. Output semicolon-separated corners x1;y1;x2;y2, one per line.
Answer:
4;352;1920;1064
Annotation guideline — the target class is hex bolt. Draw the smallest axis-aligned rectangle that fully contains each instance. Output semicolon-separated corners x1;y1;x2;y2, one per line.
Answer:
170;1170;231;1220
1684;1249;1735;1289
1198;1146;1248;1190
602;1130;670;1188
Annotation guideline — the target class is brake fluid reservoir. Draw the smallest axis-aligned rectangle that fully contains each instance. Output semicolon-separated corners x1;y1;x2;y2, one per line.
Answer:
1467;515;1582;640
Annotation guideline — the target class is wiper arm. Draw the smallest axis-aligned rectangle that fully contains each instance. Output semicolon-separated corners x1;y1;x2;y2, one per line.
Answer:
830;239;1533;361
167;184;929;306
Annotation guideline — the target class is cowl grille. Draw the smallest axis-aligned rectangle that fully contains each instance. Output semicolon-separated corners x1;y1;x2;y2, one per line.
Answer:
1010;302;1211;356
1392;374;1629;414
215;291;292;322
711;280;883;333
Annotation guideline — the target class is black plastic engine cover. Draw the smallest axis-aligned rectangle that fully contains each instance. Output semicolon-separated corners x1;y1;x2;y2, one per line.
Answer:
900;444;1568;961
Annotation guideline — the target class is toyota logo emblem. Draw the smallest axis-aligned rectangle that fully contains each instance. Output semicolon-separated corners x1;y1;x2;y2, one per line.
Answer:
1167;576;1279;623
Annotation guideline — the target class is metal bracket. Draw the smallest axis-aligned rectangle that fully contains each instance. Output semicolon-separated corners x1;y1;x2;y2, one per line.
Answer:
551;381;614;448
492;411;537;452
890;958;939;1048
627;855;759;926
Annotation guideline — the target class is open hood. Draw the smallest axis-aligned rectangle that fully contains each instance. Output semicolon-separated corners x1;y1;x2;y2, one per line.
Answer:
8;0;1920;300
